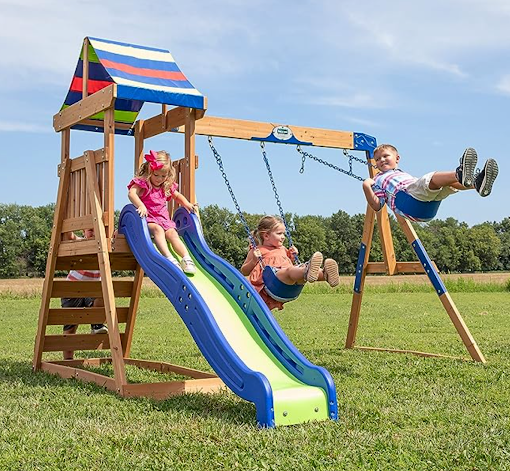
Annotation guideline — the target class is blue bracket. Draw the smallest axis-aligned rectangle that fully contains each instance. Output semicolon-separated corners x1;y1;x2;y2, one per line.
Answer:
354;243;367;293
411;239;446;296
353;133;377;152
251;125;312;146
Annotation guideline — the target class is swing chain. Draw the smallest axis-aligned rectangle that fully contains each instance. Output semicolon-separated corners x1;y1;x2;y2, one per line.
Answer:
207;136;259;251
297;145;375;182
259;142;298;262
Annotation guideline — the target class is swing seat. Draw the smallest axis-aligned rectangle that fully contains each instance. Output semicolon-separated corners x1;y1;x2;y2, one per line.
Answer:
262;266;304;303
394;191;441;222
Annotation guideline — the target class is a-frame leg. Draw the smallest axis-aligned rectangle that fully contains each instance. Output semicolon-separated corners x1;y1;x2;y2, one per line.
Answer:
33;132;71;370
84;150;128;389
346;206;376;348
396;215;486;363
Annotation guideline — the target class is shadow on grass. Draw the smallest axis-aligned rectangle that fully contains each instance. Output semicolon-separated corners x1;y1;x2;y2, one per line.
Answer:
0;359;256;427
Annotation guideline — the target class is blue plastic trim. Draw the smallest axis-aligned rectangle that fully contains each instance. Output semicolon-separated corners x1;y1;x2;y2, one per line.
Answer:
119;205;274;426
411;238;446;296
354;243;367;293
116;84;205;109
394;191;440;222
173;207;338;423
353;133;377;152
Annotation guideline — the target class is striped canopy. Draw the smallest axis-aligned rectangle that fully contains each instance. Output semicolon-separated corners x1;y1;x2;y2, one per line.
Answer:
61;37;206;135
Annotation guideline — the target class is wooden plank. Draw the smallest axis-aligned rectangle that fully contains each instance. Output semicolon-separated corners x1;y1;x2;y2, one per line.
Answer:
42;333;116;351
51;279;133;298
53;84;117;131
142;107;188;139
60;215;94;234
40;361;117;392
47;358;112;368
55;253;136;271
58;239;98;257
33;131;71;370
68;149;108;173
75;118;133;132
169;115;355;149
47;307;129;325
124;359;217;378
354;346;469;361
122;378;224;399
366;261;438;274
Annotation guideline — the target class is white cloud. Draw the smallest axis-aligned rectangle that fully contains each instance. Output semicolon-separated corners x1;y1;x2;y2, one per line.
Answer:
496;75;510;94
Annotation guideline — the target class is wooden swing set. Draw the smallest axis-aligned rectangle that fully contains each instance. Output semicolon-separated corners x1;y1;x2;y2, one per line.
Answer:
33;36;484;405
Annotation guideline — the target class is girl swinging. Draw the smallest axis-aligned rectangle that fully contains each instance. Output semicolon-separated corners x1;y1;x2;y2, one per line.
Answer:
241;215;339;311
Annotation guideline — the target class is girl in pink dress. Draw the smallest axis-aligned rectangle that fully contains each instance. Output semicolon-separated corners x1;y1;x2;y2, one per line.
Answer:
128;150;197;274
240;216;340;310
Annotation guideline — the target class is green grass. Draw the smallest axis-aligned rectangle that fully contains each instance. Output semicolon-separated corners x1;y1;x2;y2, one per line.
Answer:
1;292;510;470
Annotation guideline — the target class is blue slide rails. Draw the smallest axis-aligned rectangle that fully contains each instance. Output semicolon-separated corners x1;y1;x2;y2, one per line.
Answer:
119;205;337;427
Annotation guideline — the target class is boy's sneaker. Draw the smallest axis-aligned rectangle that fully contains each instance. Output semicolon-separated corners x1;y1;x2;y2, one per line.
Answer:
304;252;323;283
474;159;499;197
91;324;108;334
323;259;340;287
455;147;477;187
180;256;196;275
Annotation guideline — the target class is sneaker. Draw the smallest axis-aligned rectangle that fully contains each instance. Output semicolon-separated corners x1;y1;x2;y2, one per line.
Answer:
91;324;108;334
455;148;477;187
167;255;183;270
180;256;197;275
474;159;499;197
323;259;340;287
304;252;323;283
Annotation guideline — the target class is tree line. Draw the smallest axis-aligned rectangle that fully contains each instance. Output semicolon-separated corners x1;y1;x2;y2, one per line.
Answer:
0;203;508;278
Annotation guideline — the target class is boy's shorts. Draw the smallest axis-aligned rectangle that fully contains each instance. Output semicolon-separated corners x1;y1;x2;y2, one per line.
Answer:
61;297;95;331
406;172;458;202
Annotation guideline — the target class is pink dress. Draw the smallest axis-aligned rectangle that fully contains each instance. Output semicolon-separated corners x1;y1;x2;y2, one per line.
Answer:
249;245;294;311
127;178;179;230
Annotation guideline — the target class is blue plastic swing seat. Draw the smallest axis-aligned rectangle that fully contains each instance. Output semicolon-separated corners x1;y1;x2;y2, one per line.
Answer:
262;266;304;303
394;191;441;222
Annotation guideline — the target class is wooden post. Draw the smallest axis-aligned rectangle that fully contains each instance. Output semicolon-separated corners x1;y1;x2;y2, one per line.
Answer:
184;108;197;204
345;205;376;348
82;38;89;98
103;107;115;240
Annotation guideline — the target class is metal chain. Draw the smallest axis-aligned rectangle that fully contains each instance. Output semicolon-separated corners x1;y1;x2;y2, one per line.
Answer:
208;137;262;266
259;142;299;263
297;146;376;182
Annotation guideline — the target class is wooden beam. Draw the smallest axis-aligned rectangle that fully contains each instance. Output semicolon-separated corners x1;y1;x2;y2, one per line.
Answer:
40;361;117;392
353;346;471;361
366;261;438;274
53;84;116;132
169;115;355;149
122;265;144;357
42;333;115;352
142;107;188;139
124;359;217;378
47;307;129;325
82;38;89;98
51;279;133;299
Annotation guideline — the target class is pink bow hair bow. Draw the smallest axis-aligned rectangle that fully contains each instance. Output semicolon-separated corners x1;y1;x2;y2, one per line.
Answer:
144;150;164;171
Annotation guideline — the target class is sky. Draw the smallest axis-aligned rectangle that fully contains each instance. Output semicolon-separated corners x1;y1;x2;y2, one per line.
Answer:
0;0;508;226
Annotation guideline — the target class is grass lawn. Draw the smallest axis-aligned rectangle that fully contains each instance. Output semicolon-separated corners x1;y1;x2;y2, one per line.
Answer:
1;289;509;470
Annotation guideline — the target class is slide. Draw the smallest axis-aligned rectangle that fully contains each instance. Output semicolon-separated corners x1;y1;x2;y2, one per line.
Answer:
119;205;338;427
